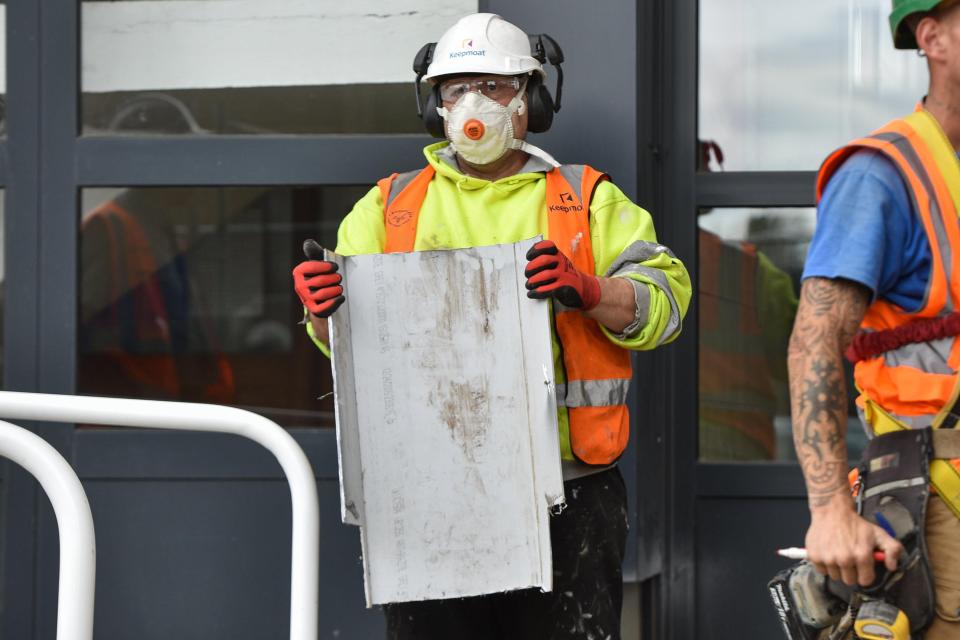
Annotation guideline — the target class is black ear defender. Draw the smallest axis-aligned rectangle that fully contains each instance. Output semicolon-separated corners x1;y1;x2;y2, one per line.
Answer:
526;34;564;134
411;34;565;137
412;43;446;138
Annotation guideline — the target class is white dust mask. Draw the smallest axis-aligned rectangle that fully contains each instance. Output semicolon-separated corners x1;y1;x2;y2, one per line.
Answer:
437;82;560;168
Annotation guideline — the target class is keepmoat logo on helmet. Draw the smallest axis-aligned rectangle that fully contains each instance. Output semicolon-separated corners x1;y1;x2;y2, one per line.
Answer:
419;14;549;82
449;49;486;58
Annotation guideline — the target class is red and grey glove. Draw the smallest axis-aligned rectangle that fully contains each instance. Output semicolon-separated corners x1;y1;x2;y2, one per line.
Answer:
293;240;345;318
524;240;601;310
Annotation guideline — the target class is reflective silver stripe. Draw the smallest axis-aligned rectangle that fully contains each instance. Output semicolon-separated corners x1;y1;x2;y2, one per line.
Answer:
883;336;957;375
607;263;681;343
870;132;953;314
385;169;421;208
556;378;631;408
604;240;677;275
894;413;937;430
891;135;953;313
552;280;651;339
557;164;586;203
863;476;927;500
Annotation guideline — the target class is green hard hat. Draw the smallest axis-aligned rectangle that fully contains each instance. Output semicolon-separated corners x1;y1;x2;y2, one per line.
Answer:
890;0;945;49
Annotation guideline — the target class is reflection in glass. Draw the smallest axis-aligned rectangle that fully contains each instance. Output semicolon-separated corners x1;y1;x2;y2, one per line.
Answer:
82;85;424;136
698;208;868;462
699;0;929;171
79;0;471;135
78;186;369;427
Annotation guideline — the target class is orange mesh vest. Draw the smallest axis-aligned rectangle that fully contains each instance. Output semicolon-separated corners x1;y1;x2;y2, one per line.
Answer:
82;201;181;399
81;201;236;404
378;164;634;465
698;231;780;458
816;110;960;430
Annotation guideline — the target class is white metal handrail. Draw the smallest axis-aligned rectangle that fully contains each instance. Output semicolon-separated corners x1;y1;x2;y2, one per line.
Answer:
0;419;96;640
0;391;320;640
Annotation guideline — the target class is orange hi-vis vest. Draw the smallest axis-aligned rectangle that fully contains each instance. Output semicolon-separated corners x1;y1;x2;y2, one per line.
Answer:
82;201;236;404
83;201;182;399
377;164;634;465
817;109;960;517
698;231;779;458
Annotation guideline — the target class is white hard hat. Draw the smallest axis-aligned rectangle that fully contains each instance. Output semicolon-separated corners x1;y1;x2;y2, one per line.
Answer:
423;13;544;81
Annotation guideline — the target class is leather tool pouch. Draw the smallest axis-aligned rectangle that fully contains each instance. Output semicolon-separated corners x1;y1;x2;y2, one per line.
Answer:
857;427;936;634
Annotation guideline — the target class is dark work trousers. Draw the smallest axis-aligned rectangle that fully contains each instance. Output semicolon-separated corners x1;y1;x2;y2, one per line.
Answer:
383;466;629;640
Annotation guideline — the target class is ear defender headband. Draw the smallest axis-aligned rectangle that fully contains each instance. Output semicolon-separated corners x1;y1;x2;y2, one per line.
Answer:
412;34;565;139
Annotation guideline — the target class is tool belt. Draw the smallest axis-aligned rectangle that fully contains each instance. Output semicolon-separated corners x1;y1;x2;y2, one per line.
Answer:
854;427;936;636
769;427;943;639
862;398;960;521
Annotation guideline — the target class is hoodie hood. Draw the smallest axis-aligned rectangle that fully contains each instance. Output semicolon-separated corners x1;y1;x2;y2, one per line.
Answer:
424;141;555;193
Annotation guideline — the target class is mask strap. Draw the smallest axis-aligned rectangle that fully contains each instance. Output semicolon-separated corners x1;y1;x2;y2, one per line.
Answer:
511;139;560;168
509;77;529;116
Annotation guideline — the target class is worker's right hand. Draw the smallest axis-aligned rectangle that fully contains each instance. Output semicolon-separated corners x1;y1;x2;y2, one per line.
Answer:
525;240;601;310
805;498;903;587
292;260;345;318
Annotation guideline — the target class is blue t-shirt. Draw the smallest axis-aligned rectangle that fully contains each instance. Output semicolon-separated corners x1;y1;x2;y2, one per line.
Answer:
802;149;940;312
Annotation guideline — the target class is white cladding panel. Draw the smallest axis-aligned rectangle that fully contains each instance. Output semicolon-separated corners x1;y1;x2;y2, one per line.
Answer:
328;241;564;606
82;0;477;93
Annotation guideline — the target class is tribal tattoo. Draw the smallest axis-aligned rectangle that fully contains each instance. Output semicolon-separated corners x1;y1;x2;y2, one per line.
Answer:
788;277;870;508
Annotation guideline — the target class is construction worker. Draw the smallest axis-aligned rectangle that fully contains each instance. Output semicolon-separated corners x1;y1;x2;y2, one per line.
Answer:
292;13;690;640
696;144;799;461
789;1;960;636
698;229;797;461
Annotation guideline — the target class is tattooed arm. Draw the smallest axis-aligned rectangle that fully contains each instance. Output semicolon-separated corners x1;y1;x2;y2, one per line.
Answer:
788;277;902;587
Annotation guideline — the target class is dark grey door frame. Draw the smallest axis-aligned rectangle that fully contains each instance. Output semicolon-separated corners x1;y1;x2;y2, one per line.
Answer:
648;0;817;638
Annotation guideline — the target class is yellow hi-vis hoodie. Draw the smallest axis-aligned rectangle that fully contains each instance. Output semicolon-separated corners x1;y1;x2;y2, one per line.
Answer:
309;141;691;461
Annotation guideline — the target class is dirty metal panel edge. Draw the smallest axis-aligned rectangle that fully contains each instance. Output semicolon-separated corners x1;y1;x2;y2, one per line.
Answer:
513;238;565;591
326;249;364;528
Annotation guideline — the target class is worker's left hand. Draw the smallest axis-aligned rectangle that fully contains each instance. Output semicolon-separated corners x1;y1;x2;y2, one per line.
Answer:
292;259;345;318
525;240;601;310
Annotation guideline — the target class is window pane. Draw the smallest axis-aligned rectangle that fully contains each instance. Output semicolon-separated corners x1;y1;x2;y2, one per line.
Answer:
77;186;368;427
699;0;928;171
697;207;866;462
80;0;477;135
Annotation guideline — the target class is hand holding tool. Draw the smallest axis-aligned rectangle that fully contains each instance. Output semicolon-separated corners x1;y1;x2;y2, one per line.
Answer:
777;547;887;563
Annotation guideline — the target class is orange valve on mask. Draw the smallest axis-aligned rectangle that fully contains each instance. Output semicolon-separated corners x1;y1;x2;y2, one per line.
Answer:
463;119;485;140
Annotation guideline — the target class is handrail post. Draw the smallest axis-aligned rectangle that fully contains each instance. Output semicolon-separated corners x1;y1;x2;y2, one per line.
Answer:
0;420;96;640
0;391;319;640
